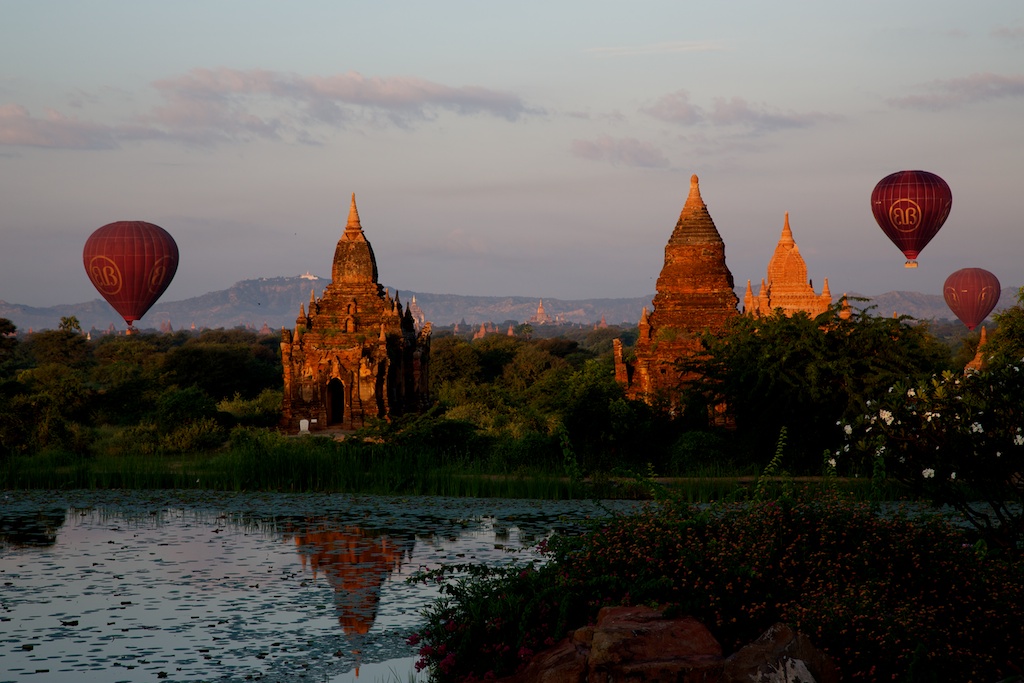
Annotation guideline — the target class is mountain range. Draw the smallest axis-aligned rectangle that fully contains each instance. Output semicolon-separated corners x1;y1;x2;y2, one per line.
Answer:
0;275;1019;333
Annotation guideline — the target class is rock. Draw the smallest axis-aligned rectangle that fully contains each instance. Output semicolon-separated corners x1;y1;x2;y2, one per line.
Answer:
500;611;839;683
588;606;722;682
501;605;722;683
722;623;839;683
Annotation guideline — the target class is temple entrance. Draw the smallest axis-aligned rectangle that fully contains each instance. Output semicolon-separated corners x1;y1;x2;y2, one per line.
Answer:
326;378;346;426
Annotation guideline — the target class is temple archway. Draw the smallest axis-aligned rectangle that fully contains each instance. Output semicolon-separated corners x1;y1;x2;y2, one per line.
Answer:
326;378;346;426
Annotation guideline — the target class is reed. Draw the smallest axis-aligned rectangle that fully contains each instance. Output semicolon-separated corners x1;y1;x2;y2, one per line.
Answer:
0;427;909;502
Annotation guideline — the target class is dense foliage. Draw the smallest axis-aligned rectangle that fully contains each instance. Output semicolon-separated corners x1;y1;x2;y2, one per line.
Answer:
412;498;1024;682
679;303;952;472
846;288;1024;550
0;327;284;460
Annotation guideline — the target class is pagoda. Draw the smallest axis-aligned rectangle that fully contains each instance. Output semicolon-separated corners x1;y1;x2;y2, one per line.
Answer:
280;194;431;432
614;175;739;404
744;212;832;318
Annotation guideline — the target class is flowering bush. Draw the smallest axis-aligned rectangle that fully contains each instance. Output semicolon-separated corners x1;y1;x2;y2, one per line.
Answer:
410;500;1024;681
843;361;1024;550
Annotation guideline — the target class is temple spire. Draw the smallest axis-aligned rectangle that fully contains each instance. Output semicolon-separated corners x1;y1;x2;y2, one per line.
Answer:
346;193;362;232
780;212;794;245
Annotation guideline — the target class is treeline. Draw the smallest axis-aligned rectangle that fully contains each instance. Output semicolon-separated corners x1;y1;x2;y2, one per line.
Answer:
0;321;282;459
1;295;1017;482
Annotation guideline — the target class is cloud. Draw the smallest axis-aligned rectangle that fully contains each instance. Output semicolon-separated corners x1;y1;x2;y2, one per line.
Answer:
708;97;830;131
641;90;703;125
643;90;832;132
0;68;535;149
0;104;119;149
586;42;724;57
992;24;1024;45
569;135;670;168
887;72;1024;110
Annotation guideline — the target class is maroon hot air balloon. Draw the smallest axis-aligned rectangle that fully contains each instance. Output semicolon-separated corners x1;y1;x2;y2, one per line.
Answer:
943;268;1001;331
871;170;952;268
83;221;179;331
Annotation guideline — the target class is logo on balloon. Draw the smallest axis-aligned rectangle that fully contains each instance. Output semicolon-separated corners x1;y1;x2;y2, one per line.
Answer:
88;256;123;295
148;256;174;294
887;199;921;232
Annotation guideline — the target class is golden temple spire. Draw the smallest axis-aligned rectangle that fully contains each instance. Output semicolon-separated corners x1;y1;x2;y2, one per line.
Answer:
346;193;362;231
780;211;794;245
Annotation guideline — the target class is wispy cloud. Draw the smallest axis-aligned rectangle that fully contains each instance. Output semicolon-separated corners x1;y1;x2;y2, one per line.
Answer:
992;24;1024;45
0;68;536;149
0;104;119;149
641;90;703;125
586;41;724;57
888;72;1024;110
570;135;670;168
642;89;833;132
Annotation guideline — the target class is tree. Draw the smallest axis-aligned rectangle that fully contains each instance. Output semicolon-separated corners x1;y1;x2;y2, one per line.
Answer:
680;305;951;472
0;318;18;377
845;289;1024;550
59;316;82;333
985;286;1024;367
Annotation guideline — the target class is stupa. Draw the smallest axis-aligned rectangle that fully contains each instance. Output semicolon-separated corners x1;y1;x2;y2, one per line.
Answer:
280;194;431;432
614;175;739;404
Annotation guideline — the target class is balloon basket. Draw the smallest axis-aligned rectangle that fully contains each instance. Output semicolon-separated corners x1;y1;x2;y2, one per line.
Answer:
904;260;919;269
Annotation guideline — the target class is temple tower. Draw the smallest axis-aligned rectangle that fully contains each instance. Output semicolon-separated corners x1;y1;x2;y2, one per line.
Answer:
744;212;832;317
280;194;431;432
614;175;739;404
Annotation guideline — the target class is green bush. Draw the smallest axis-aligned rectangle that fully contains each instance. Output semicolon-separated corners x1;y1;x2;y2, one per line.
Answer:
161;417;226;453
411;500;1024;682
217;388;283;427
846;365;1024;550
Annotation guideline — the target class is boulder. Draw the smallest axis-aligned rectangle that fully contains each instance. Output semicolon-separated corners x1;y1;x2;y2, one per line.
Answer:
723;623;839;683
587;606;722;682
499;609;839;683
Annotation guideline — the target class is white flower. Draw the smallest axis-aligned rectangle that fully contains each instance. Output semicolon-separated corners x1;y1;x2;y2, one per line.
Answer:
971;422;984;433
843;424;852;435
950;472;956;480
907;388;916;398
922;468;935;479
828;458;837;468
879;409;894;426
1014;434;1024;446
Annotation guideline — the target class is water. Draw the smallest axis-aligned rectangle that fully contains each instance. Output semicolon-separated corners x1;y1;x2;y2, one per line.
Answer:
0;491;637;683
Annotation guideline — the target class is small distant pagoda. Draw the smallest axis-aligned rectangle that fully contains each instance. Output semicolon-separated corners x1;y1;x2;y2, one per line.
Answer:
744;212;832;318
280;194;431;432
529;300;552;324
614;175;739;404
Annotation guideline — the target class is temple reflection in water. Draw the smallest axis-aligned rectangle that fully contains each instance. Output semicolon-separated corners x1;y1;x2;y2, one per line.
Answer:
287;524;416;635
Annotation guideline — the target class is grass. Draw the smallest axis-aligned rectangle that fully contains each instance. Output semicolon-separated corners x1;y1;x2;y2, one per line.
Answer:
1;426;908;502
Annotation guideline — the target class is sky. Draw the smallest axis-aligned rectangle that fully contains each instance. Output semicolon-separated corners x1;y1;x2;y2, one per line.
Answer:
1;1;1022;309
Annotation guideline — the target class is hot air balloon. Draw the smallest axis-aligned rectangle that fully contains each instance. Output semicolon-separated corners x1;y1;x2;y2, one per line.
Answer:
871;170;952;268
83;221;179;332
943;268;1001;331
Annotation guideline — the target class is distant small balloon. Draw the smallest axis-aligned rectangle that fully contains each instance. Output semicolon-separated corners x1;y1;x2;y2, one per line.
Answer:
871;170;952;268
83;221;179;330
943;268;1001;331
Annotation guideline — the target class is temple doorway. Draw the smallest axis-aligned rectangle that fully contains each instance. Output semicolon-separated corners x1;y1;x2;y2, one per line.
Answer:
326;378;346;426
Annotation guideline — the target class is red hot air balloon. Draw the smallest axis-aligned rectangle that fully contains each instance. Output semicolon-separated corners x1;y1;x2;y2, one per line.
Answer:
871;170;952;268
83;221;179;331
943;268;1001;331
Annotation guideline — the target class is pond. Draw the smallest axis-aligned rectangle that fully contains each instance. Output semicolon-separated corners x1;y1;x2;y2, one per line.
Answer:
0;491;640;683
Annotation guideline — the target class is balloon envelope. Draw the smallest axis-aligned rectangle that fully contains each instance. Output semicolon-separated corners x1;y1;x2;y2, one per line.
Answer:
943;268;1001;331
871;170;952;268
83;221;179;327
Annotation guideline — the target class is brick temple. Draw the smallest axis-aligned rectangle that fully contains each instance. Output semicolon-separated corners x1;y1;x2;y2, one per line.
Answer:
280;194;431;433
614;175;739;405
743;212;832;318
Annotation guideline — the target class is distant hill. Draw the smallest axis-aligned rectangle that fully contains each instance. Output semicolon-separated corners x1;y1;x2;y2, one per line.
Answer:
1;276;1019;333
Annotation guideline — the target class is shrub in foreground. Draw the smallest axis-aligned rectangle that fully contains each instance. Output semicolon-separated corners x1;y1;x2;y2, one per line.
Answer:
411;500;1024;682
